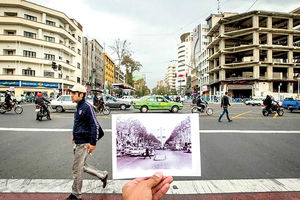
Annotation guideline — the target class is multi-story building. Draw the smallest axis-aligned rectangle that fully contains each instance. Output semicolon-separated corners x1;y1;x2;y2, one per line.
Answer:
82;37;104;92
104;53;115;86
0;0;83;97
114;66;124;84
176;32;193;95
207;10;300;99
165;65;176;91
192;24;210;95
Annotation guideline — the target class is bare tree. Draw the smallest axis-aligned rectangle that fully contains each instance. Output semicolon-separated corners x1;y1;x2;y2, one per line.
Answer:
109;39;132;68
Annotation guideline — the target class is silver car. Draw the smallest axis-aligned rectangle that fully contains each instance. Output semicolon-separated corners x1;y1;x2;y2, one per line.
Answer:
51;95;93;112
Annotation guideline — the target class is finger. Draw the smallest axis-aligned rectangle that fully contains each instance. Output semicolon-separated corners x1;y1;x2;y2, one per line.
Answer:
152;176;173;194
153;183;170;200
144;172;163;188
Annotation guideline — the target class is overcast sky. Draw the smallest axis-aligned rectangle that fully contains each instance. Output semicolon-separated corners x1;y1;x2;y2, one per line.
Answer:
30;0;300;89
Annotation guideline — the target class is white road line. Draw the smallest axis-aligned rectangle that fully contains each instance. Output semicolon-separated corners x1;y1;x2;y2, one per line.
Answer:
0;178;299;194
0;128;300;134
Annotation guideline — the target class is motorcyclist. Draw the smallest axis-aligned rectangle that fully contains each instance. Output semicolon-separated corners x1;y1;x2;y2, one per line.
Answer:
196;96;205;111
99;94;105;112
93;93;100;112
4;91;12;109
263;95;272;112
35;93;51;120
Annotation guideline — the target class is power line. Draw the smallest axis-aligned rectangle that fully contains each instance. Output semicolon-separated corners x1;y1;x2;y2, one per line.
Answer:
247;0;259;11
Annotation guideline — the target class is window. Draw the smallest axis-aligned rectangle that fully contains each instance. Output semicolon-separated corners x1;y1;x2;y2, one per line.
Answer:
59;56;62;60
23;50;36;58
77;77;80;83
7;50;14;55
44;35;55;43
46;20;56;26
78;36;81;43
44;53;55;60
66;60;70;64
24;31;36;39
22;69;35;76
77;49;81;55
77;63;81;69
4;12;17;16
44;71;54;78
147;97;156;102
24;14;37;22
157;97;165;102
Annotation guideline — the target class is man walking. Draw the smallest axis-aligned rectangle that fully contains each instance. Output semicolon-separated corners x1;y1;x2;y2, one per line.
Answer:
66;84;108;200
218;92;232;122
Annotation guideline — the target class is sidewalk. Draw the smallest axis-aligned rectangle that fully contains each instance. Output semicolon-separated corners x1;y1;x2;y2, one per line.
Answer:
0;178;299;200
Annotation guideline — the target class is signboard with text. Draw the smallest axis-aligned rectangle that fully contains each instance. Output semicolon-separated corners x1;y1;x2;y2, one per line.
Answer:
21;81;59;88
0;81;20;87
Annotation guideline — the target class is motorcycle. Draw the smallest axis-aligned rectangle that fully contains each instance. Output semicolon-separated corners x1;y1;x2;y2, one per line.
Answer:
262;101;284;116
94;103;111;115
191;101;213;115
35;103;50;121
0;99;23;114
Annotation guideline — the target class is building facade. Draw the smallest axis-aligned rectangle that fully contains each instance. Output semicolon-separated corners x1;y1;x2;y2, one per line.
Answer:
104;53;115;85
0;0;83;97
176;32;193;95
192;24;210;95
207;10;300;99
114;66;124;84
82;37;104;92
165;65;176;91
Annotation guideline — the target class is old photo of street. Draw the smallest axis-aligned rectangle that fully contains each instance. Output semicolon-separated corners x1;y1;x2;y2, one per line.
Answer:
112;114;201;179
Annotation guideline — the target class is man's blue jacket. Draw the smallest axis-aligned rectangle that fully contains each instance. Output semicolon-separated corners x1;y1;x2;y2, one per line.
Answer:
73;99;99;146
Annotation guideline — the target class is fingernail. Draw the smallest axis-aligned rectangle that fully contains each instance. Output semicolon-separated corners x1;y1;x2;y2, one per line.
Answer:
154;172;161;178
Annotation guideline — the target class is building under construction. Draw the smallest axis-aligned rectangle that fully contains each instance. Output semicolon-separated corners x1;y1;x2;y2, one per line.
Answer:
207;8;300;99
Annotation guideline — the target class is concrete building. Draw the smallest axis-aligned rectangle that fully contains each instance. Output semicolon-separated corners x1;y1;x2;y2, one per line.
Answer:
82;37;104;92
0;0;83;97
192;24;210;96
176;32;193;95
207;10;300;99
114;66;124;84
165;65;176;91
104;53;115;85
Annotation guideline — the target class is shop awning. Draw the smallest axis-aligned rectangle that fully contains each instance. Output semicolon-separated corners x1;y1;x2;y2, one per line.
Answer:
228;84;252;90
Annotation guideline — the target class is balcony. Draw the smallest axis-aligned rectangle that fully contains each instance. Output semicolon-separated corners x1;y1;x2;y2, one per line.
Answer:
0;35;76;56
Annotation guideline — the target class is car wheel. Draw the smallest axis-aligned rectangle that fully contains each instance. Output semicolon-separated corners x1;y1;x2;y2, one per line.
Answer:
171;106;179;113
120;104;126;110
141;106;148;113
56;106;64;113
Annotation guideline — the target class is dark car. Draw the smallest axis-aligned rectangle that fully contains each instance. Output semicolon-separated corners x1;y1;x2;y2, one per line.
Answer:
103;95;131;110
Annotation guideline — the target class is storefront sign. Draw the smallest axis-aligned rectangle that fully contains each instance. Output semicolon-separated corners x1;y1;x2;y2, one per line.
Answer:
0;81;20;87
21;81;59;88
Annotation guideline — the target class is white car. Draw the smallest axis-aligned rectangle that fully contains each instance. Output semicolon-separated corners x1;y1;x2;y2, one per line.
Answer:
245;97;264;106
50;95;93;112
118;96;138;104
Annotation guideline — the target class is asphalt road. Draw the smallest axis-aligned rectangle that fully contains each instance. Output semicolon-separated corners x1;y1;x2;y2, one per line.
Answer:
0;102;299;180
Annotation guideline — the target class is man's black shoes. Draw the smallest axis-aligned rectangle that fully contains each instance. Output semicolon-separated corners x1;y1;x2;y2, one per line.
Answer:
101;174;109;188
66;193;81;200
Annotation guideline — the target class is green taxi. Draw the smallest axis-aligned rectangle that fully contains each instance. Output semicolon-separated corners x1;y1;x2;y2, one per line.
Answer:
133;95;183;113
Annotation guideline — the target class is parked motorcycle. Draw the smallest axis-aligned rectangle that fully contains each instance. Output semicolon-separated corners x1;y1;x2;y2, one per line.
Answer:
191;101;213;115
262;101;284;116
0;99;23;114
35;103;50;121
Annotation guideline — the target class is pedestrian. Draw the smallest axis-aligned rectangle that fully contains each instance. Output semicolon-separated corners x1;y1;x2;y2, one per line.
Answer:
218;92;232;122
143;147;152;159
66;84;108;200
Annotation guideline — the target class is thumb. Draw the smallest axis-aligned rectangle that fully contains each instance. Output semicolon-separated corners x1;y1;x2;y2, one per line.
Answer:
144;172;163;188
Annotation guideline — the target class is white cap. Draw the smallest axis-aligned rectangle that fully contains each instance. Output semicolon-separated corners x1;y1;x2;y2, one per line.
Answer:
69;84;87;93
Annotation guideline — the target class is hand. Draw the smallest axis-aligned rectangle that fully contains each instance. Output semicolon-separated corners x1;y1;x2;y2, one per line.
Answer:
85;144;96;154
122;172;173;200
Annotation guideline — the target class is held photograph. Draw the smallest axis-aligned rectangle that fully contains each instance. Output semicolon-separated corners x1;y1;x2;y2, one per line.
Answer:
112;114;201;179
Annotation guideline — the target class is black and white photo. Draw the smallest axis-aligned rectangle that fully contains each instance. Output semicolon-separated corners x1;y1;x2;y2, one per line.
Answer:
112;114;201;179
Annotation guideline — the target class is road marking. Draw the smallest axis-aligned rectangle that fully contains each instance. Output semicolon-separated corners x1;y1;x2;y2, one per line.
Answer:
273;113;279;118
0;128;300;134
231;111;252;119
0;178;299;194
